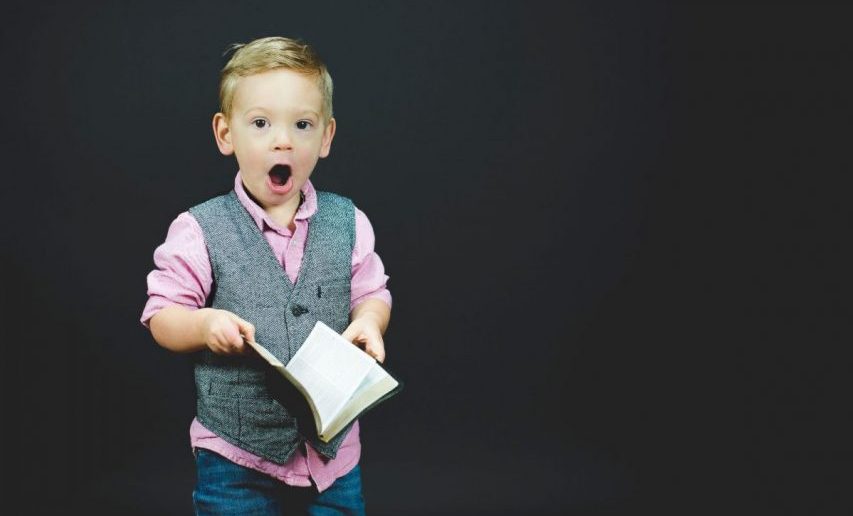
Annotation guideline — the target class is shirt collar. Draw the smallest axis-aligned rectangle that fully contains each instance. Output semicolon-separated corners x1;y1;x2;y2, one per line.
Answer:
233;172;318;234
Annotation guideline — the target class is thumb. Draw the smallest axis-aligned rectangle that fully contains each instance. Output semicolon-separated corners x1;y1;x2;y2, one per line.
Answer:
228;314;256;343
341;323;359;343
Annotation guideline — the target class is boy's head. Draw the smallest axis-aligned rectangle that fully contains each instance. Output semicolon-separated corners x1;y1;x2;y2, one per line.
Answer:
218;36;333;123
212;36;336;214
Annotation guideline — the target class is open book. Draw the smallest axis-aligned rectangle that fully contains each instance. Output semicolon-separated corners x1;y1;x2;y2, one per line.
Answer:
245;321;401;443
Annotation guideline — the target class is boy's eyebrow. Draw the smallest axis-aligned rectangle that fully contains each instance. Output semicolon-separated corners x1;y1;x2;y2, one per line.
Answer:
242;106;321;118
242;106;271;116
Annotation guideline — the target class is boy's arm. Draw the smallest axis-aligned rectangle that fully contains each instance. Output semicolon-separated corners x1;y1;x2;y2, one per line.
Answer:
150;305;255;355
143;212;255;355
342;298;391;363
343;208;392;363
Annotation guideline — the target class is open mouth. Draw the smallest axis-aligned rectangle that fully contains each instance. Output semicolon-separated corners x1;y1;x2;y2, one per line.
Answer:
268;164;292;186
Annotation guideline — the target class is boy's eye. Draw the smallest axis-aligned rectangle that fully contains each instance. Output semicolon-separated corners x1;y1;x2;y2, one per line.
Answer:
296;120;312;130
252;119;268;129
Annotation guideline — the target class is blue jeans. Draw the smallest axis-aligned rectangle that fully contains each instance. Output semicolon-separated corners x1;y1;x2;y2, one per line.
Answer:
192;448;366;515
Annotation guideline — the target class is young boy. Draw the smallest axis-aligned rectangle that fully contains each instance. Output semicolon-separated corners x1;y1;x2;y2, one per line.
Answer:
141;36;392;515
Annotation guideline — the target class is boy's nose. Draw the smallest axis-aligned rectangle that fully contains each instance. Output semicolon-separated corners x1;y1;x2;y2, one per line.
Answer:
272;128;293;150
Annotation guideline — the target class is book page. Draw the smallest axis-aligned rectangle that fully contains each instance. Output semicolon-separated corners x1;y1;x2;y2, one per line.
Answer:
245;338;325;432
285;322;376;432
322;363;399;441
245;322;397;441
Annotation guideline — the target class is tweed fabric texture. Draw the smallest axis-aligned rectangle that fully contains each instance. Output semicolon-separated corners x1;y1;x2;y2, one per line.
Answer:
188;190;355;464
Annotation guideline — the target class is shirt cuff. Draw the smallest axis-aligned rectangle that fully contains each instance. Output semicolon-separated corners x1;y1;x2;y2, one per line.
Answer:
350;290;392;312
140;297;201;328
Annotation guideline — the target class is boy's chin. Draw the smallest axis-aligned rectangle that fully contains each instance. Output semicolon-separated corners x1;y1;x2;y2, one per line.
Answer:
264;181;303;205
241;179;293;207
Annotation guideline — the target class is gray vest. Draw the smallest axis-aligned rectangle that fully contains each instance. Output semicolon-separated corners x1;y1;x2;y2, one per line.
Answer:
188;189;355;464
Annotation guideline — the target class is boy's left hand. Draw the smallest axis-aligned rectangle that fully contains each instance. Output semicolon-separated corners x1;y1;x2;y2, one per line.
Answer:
342;317;386;363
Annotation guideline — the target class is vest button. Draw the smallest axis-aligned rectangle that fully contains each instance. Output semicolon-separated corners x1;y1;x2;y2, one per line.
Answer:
290;305;309;317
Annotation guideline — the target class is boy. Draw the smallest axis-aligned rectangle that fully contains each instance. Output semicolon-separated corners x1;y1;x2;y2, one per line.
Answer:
141;36;391;515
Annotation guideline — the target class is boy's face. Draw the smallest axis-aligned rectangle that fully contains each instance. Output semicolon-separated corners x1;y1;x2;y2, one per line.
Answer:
213;68;335;211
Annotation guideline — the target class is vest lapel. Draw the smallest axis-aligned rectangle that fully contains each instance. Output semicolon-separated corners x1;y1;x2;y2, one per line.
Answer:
226;190;298;302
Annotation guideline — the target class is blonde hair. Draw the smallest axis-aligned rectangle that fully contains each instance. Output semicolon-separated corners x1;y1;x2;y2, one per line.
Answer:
218;36;333;122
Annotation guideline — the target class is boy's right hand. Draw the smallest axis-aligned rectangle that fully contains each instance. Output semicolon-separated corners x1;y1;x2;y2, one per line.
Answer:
199;308;256;355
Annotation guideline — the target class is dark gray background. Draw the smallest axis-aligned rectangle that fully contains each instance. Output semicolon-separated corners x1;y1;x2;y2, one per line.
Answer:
2;1;850;514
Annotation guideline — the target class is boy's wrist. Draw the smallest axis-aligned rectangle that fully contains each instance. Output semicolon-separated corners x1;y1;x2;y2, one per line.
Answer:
350;298;391;334
352;311;382;326
194;307;216;344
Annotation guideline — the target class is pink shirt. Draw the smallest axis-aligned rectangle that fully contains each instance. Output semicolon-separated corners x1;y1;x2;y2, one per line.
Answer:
141;174;392;492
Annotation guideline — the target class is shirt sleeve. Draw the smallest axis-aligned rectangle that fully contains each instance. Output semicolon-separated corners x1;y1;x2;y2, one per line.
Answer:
140;211;213;327
350;208;392;311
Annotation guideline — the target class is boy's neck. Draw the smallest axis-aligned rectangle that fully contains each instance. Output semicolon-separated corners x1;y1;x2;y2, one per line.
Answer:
263;193;303;231
240;180;303;231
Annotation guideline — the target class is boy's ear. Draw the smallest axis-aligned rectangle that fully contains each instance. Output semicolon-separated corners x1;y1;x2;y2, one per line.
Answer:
212;113;234;155
318;117;336;158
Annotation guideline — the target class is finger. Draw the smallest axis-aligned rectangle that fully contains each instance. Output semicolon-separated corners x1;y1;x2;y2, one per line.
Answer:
240;322;256;344
217;331;238;351
367;348;385;363
229;315;256;344
222;323;243;347
341;324;358;343
365;334;385;363
210;337;229;355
